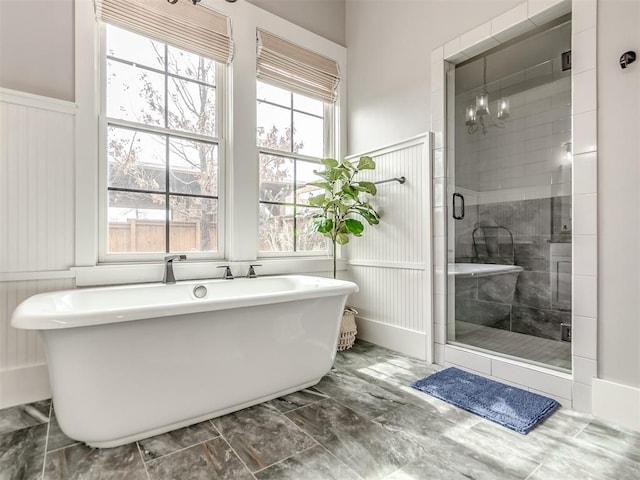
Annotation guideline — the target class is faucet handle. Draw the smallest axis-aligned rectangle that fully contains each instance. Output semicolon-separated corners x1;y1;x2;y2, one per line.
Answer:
217;265;234;280
247;264;262;278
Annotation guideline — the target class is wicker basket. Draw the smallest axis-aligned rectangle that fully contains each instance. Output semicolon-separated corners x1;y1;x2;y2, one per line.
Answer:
337;307;358;351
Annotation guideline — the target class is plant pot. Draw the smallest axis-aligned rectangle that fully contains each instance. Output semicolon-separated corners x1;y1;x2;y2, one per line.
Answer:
337;307;358;351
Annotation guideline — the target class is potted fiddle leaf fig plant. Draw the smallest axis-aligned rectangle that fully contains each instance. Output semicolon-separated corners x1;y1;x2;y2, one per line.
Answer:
309;155;381;350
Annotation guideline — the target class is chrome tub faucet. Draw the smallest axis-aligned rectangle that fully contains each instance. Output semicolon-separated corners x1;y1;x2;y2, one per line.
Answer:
163;255;186;284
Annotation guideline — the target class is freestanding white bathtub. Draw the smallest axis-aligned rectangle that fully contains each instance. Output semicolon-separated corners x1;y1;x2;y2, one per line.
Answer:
11;275;358;448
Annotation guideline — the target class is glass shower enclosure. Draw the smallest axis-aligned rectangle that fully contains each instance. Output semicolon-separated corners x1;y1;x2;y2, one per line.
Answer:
447;19;572;372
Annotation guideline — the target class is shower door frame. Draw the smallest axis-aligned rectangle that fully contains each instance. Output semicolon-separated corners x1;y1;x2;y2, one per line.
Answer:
429;0;598;412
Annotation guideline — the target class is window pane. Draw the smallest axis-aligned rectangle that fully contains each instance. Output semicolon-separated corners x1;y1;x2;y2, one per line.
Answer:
257;81;291;107
295;160;324;205
108;126;166;191
107;60;164;126
168;78;216;136
259;203;294;252
296;207;327;252
106;24;164;70
259;154;293;203
169;138;218;196
293;92;323;116
257;102;292;152
108;191;166;253
293;112;323;157
169;196;217;252
168;46;215;85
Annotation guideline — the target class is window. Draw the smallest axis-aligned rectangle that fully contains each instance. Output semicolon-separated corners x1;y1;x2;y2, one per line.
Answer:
257;81;330;254
102;24;223;258
255;30;340;256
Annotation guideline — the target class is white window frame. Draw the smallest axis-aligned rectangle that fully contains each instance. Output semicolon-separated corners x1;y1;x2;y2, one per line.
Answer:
97;22;227;263
257;85;335;258
74;0;347;285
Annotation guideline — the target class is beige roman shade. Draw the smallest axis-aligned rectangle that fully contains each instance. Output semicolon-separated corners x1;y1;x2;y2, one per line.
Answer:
95;0;233;65
257;29;340;103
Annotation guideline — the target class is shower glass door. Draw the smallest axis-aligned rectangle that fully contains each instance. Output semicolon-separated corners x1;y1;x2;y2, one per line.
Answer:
447;19;573;372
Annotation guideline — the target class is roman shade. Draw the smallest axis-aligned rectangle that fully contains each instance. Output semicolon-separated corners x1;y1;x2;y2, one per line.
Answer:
95;0;233;65
256;29;340;103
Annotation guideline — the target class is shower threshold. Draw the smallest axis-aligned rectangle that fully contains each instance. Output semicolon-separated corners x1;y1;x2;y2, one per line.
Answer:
452;321;571;372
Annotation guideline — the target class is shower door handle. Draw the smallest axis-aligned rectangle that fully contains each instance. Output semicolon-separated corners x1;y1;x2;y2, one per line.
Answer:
453;193;465;220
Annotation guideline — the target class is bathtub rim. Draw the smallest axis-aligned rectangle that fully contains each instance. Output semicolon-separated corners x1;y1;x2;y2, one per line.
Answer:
11;275;358;330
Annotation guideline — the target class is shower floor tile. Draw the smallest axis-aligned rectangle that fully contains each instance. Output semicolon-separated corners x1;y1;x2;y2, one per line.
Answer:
455;320;572;370
1;340;638;480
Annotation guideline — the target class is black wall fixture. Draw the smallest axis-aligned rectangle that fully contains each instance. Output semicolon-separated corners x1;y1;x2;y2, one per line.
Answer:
561;51;571;71
620;51;637;69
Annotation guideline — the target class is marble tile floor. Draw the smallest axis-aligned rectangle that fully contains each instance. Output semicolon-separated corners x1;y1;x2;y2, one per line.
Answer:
455;321;572;371
2;340;639;480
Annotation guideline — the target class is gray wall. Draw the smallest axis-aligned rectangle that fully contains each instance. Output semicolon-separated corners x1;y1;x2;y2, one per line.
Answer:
345;0;520;155
246;0;345;46
0;0;74;101
346;0;640;390
0;0;345;103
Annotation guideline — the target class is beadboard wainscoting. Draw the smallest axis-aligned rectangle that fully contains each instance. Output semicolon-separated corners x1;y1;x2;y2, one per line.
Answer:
345;134;432;361
0;88;77;408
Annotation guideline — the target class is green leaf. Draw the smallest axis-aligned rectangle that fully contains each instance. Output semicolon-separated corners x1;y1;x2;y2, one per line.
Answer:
358;181;377;196
345;218;364;235
336;232;350;245
342;184;356;196
357;155;376;170
314;218;333;233
341;158;354;170
308;181;332;192
338;202;350;214
355;208;380;225
328;168;348;182
308;194;326;207
313;169;331;181
321;158;339;168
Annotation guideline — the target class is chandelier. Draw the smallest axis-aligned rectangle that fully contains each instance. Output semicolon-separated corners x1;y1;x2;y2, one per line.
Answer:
465;56;509;135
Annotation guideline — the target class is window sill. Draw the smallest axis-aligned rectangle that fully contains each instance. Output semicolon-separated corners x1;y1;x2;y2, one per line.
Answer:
74;257;346;287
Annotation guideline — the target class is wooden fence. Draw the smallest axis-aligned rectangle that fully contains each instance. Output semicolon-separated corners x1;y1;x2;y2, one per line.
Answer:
109;219;217;252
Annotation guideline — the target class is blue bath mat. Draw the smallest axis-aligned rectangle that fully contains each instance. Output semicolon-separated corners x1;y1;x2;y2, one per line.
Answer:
410;367;559;434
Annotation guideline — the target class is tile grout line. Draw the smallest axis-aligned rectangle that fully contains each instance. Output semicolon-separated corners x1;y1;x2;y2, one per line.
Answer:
135;441;153;480
39;402;53;480
274;396;327;415
217;433;258;480
251;444;318;475
316;443;365;480
47;442;81;454
139;433;221;464
524;463;543;480
572;418;592;439
277;404;323;452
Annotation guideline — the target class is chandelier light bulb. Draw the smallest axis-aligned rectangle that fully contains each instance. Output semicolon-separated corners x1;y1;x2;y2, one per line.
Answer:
497;97;510;120
475;92;489;116
465;105;477;126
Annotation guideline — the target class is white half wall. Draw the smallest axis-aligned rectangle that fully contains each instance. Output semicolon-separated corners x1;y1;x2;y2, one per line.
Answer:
345;135;432;361
0;89;78;408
